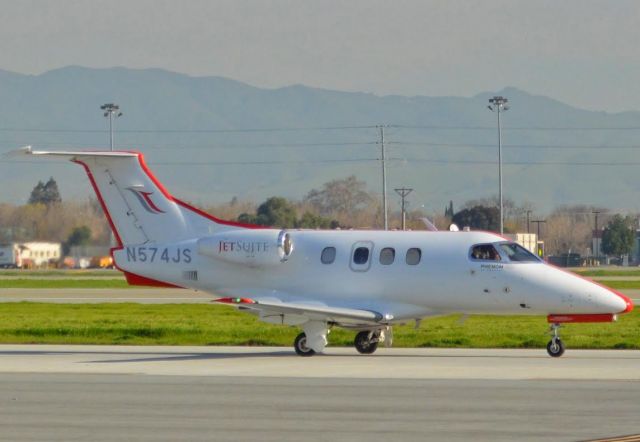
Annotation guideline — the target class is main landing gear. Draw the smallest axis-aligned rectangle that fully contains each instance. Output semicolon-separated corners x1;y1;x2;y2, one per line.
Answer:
293;324;391;356
294;332;315;357
354;330;381;354
293;321;328;356
546;323;565;358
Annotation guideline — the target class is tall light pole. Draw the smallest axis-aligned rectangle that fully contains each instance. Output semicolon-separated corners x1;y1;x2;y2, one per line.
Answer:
101;103;122;151
593;210;601;260
378;125;388;230
394;187;413;230
487;96;509;234
526;210;532;234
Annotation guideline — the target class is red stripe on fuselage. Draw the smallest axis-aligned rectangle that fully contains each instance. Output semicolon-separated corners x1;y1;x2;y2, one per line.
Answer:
547;313;616;323
124;271;181;288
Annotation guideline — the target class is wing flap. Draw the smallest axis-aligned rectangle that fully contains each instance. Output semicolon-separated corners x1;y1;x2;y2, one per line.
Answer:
215;297;385;323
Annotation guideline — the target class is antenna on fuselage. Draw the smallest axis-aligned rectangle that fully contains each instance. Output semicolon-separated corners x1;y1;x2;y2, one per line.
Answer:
420;218;438;232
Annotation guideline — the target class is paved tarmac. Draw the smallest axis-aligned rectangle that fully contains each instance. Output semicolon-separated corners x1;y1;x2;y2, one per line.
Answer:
3;287;640;304
1;346;640;441
0;287;211;303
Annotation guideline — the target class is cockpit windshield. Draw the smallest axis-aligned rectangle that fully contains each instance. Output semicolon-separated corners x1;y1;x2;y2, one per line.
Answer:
499;242;540;262
470;244;501;261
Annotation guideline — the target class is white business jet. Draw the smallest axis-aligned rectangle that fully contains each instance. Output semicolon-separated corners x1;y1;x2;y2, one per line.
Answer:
18;147;633;357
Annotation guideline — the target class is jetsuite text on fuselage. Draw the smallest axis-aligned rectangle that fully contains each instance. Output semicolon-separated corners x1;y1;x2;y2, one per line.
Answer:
218;240;270;256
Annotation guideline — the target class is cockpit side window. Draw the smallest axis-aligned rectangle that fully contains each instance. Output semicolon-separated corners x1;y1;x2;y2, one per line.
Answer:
470;244;501;261
499;243;540;262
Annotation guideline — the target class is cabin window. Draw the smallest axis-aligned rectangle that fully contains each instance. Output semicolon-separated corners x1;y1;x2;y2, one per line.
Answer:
321;247;336;264
499;243;539;262
353;247;370;265
379;247;395;265
406;248;422;265
470;244;501;261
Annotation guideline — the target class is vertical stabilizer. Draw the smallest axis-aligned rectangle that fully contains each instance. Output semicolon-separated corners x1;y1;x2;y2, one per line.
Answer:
20;148;260;245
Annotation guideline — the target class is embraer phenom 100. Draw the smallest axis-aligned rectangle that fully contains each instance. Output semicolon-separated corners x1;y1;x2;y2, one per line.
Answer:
18;147;633;357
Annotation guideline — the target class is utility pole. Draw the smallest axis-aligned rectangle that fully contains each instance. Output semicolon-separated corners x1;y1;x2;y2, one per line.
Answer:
593;210;601;260
378;125;388;230
101;103;122;151
526;210;532;234
394;187;413;230
531;219;546;241
487;96;509;235
531;219;546;258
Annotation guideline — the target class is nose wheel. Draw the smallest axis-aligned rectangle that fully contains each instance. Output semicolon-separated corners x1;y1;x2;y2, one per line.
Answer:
546;323;565;357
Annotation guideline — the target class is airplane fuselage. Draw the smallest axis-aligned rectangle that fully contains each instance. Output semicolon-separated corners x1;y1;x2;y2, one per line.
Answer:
114;229;629;322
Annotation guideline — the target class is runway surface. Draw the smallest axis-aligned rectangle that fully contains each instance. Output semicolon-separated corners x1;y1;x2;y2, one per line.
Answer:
1;346;640;441
0;287;211;303
3;287;640;304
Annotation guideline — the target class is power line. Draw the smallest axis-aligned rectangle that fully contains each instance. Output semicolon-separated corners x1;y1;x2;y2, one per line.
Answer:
5;140;640;151
0;124;378;134
388;158;640;166
3;124;640;134
7;157;640;167
391;124;640;131
390;141;640;149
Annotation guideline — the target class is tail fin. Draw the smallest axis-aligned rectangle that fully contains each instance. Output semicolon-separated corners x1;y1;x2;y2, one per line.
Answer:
19;147;260;245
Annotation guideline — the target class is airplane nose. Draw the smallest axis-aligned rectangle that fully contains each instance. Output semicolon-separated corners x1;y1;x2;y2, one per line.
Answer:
602;286;633;314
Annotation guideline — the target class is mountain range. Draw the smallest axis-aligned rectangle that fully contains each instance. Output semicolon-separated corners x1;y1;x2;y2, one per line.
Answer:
1;66;640;215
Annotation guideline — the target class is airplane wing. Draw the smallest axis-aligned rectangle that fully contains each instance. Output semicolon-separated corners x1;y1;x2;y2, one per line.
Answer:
214;296;389;325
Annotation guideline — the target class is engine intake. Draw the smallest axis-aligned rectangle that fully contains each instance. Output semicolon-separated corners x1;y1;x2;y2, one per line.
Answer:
197;229;294;267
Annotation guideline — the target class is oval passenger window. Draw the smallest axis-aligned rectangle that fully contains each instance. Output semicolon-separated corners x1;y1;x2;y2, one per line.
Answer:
379;247;395;265
321;247;336;264
406;248;421;265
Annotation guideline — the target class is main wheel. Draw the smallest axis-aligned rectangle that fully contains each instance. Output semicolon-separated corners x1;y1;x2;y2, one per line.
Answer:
546;338;565;357
354;331;379;355
294;332;316;357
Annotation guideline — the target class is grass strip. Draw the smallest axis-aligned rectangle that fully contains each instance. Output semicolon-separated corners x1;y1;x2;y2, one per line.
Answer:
0;302;638;349
0;270;121;278
574;269;640;277
592;280;640;290
0;279;129;289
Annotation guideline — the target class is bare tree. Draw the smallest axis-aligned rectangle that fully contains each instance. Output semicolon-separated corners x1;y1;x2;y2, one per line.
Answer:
543;205;608;256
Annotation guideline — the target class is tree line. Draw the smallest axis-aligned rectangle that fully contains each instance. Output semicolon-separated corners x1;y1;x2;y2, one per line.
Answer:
1;176;638;260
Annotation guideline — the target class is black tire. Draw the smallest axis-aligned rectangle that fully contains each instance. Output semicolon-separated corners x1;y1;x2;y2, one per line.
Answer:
354;331;379;355
546;338;565;357
294;332;316;357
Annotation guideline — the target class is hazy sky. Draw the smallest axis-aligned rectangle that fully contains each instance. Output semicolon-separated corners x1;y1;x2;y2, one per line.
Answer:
1;0;638;112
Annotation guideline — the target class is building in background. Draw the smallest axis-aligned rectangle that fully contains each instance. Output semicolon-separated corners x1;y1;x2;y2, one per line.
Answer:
0;242;61;268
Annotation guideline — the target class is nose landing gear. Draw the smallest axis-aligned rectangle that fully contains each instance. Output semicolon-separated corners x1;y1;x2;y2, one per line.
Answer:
546;323;565;357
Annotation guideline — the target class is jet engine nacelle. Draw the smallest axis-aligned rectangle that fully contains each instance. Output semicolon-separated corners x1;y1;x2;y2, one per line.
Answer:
197;229;294;267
